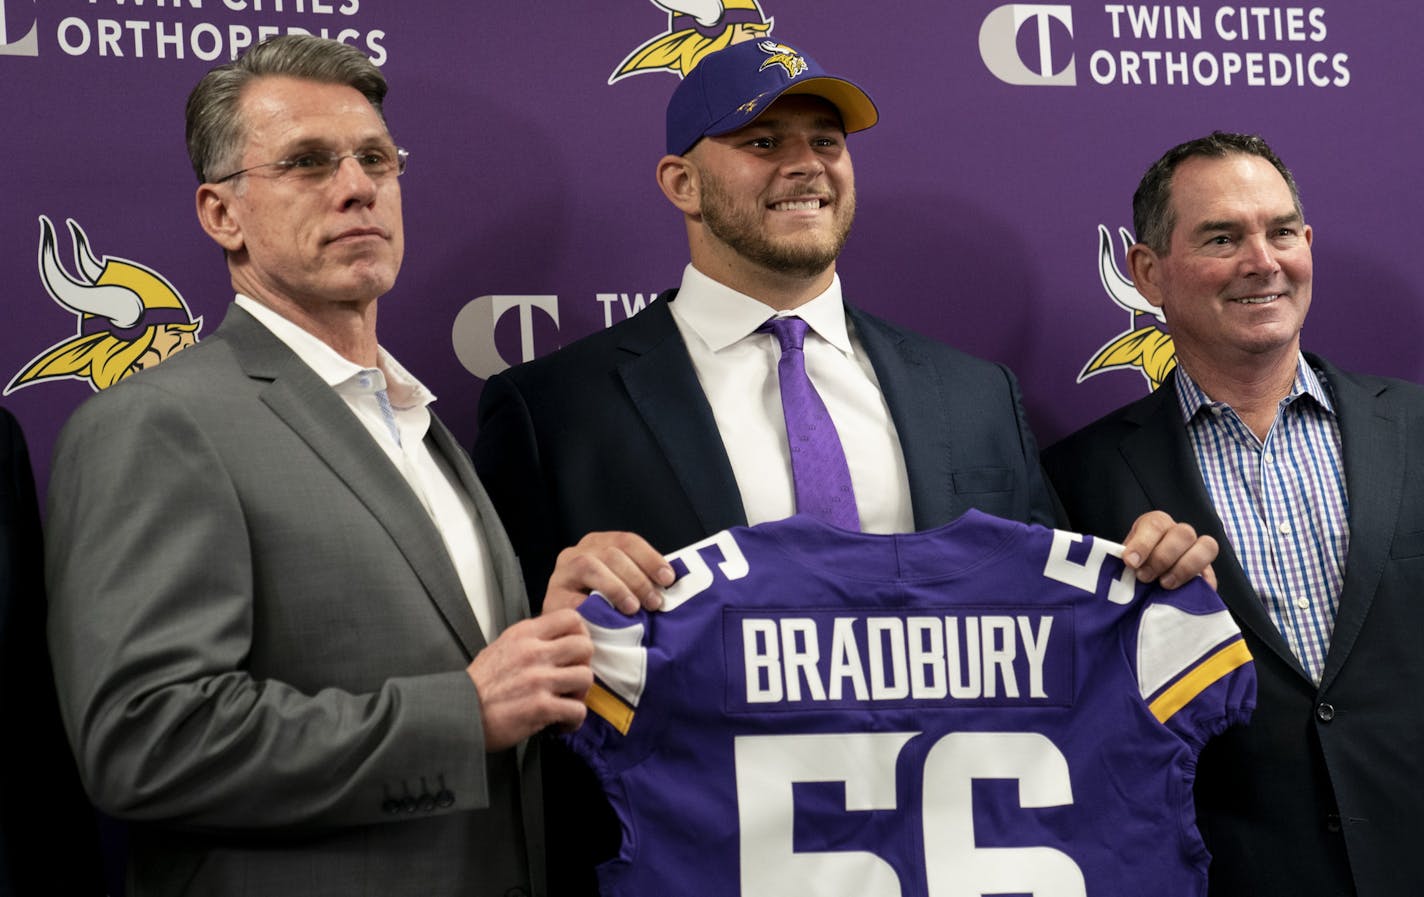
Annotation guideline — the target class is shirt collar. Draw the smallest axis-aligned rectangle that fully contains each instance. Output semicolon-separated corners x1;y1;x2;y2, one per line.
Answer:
234;294;435;410
1173;352;1335;423
673;264;854;354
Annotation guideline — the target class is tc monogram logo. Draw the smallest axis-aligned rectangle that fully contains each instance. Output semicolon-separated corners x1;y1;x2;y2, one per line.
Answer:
0;0;39;57
979;4;1075;86
452;295;560;380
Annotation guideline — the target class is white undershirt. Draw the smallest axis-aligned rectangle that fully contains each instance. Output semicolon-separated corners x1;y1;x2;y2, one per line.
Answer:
236;295;503;640
666;265;914;534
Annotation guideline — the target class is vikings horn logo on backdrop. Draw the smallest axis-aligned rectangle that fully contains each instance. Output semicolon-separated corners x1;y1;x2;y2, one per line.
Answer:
1078;224;1177;391
5;216;202;395
611;0;774;83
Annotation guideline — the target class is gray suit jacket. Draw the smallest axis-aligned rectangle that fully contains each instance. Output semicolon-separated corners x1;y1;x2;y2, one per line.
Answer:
46;305;543;897
1043;355;1424;897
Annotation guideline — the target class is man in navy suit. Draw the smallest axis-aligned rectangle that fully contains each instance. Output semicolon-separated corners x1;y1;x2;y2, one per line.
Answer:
1044;132;1424;897
473;38;1216;895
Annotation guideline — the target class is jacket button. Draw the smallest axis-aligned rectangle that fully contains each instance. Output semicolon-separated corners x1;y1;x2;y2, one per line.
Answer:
1326;813;1342;833
382;799;399;815
435;789;455;808
1317;702;1335;722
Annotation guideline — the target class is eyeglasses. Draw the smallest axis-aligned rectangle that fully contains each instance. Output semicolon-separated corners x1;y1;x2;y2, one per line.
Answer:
210;146;409;184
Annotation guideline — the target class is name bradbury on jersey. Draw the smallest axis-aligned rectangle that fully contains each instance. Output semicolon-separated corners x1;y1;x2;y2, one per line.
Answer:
726;607;1075;711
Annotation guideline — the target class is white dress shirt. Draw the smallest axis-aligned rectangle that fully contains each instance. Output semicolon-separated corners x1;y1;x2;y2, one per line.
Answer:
236;295;504;639
666;265;914;534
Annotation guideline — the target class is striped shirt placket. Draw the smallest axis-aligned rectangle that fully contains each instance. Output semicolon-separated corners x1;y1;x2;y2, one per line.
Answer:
1175;359;1349;683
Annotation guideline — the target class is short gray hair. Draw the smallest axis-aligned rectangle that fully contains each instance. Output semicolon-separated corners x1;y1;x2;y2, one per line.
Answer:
1132;131;1303;254
185;35;387;183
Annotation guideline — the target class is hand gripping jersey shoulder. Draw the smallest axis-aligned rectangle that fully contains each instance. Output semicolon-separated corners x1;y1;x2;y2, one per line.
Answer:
568;511;1255;897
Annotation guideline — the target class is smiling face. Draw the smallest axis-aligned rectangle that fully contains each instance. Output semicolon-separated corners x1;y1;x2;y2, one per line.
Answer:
200;75;404;318
676;94;855;298
1130;153;1313;375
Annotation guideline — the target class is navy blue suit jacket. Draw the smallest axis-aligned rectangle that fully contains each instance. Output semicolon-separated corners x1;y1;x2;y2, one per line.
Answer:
1043;355;1424;897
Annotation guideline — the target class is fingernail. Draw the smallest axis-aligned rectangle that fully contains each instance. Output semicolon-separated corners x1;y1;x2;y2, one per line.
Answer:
1124;551;1142;568
657;565;675;586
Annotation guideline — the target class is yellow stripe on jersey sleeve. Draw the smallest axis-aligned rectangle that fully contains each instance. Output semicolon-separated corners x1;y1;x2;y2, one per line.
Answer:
1149;639;1253;724
585;681;636;735
1137;604;1244;699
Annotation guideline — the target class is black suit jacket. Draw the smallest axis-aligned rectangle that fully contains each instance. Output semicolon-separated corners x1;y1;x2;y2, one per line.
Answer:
474;289;1058;600
0;408;104;896
1043;354;1424;897
472;289;1059;895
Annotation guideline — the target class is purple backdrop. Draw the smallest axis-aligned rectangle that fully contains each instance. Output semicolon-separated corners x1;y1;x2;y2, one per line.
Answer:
4;0;1420;501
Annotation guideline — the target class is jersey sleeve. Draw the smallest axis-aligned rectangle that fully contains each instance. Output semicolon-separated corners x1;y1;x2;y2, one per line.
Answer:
564;594;657;770
566;528;750;769
1132;579;1256;747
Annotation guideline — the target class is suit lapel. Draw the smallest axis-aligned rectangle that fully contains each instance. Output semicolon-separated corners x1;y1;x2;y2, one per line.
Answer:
615;294;747;535
218;307;487;659
428;412;537;769
1314;357;1401;692
1117;382;1311;680
847;306;955;529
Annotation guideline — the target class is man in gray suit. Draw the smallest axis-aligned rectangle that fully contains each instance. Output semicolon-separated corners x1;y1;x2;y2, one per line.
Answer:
45;35;665;897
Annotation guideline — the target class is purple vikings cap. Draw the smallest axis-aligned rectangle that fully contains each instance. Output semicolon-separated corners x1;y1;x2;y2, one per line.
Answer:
665;38;879;156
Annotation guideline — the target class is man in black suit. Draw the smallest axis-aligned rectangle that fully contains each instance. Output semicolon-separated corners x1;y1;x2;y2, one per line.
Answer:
1044;131;1424;897
474;38;1216;895
0;407;103;896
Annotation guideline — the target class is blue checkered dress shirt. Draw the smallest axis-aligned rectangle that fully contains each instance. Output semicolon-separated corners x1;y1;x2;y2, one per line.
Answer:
1174;357;1349;683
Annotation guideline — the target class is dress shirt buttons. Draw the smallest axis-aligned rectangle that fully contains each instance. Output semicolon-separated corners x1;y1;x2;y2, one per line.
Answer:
1317;702;1335;722
1295;596;1310;610
1278;521;1292;535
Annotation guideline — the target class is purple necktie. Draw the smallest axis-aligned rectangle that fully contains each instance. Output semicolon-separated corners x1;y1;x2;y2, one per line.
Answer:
759;316;860;530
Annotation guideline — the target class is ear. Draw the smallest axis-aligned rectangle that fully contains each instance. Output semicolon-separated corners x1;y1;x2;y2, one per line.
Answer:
656;154;701;217
195;183;246;253
1126;243;1165;309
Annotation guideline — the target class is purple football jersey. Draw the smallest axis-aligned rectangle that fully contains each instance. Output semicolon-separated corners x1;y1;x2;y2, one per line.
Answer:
567;510;1255;896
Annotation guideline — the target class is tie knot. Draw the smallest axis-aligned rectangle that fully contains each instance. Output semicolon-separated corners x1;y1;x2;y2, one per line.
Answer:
758;315;809;352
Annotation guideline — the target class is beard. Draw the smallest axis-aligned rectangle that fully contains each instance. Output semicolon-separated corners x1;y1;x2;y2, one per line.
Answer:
697;169;855;280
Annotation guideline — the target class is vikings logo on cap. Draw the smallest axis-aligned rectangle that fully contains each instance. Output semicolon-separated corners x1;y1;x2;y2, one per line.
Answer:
664;35;878;155
610;0;774;84
1078;224;1177;391
755;40;807;79
5;216;202;395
